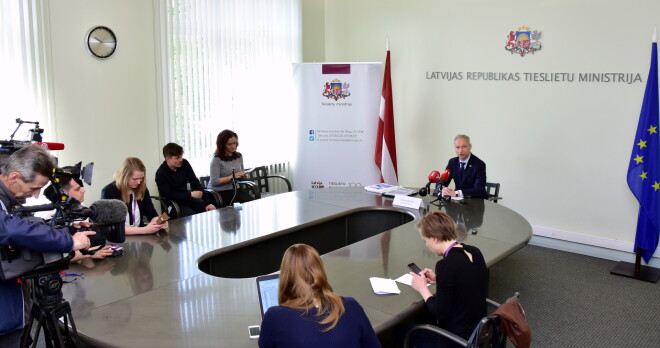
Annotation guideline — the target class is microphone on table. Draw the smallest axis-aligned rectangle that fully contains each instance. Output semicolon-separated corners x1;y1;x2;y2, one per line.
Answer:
432;169;451;197
418;170;441;196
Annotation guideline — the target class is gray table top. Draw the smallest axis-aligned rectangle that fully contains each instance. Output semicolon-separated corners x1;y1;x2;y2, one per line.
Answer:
61;188;531;347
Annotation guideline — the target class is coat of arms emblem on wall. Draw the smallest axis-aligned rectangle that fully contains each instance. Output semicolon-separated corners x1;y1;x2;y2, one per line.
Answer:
505;26;542;56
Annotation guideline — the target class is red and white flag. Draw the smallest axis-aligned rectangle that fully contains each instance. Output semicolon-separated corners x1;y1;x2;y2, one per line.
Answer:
375;49;398;184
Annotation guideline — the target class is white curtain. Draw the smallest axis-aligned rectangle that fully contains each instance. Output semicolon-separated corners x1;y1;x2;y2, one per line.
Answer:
0;0;53;141
157;0;302;175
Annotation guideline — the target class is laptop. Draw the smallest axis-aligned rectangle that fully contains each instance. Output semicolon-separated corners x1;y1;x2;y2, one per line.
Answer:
250;273;280;339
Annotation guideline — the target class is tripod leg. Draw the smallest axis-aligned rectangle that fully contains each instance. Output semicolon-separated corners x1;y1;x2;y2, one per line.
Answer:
20;304;41;348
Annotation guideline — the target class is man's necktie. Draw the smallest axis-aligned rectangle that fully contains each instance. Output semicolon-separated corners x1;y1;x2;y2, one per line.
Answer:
460;162;466;172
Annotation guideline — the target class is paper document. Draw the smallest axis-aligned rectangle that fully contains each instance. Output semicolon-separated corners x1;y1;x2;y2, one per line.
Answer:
395;273;432;287
395;273;414;286
382;187;416;197
364;184;398;194
369;277;401;294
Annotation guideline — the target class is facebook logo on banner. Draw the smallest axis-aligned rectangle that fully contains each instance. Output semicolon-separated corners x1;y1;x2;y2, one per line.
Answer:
309;130;314;134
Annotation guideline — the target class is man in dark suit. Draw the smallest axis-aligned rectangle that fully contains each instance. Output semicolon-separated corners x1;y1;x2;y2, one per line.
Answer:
440;134;488;199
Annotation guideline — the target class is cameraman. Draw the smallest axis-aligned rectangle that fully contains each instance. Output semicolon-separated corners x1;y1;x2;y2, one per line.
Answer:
0;145;94;347
57;171;113;262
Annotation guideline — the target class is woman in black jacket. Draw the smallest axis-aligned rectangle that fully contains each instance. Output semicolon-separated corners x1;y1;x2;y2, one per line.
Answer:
101;157;168;235
409;210;489;347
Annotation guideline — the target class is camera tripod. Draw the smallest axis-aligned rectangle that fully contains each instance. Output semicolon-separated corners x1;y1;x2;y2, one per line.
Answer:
20;261;79;348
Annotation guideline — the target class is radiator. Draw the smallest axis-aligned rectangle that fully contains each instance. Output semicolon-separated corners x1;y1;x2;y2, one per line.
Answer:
266;162;291;193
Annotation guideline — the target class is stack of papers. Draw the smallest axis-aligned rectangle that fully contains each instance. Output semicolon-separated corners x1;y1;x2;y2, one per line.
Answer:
364;184;398;194
364;184;416;196
369;277;401;294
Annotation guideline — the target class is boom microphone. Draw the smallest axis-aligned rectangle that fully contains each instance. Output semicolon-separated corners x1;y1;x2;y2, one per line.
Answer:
89;199;128;224
418;170;441;196
88;199;127;244
35;142;65;151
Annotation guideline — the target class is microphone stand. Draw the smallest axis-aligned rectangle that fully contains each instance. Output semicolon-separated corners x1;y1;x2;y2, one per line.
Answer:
429;181;450;207
230;168;238;206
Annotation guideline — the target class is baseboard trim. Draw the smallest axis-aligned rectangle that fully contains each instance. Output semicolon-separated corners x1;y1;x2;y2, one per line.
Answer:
530;225;660;268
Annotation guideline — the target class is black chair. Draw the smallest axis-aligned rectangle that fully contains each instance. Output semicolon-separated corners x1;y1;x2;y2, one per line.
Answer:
485;182;501;203
198;176;224;208
240;166;292;199
404;294;521;348
151;195;181;218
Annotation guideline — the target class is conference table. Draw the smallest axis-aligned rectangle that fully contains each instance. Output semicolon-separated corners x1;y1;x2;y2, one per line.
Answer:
61;188;532;347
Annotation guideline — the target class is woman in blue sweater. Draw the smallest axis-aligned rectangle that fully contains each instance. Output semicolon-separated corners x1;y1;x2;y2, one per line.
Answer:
258;244;381;348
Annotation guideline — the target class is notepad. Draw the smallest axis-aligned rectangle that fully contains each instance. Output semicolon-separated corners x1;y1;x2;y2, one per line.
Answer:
369;277;401;294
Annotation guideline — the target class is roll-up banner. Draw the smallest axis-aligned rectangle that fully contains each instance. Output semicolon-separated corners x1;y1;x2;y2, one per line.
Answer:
292;63;382;190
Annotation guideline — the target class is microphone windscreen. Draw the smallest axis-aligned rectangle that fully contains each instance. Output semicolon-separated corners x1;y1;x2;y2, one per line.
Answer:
440;169;451;181
90;199;127;224
428;170;441;183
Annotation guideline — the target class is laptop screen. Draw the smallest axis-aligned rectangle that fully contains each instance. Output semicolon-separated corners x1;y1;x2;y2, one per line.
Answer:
256;273;280;319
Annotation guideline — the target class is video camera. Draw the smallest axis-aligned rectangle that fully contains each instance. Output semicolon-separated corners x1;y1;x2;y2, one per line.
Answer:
1;162;127;281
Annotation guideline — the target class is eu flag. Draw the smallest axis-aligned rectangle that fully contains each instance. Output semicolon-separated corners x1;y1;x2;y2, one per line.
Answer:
627;40;660;264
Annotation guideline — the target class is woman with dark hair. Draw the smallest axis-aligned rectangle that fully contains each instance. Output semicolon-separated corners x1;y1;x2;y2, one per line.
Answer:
101;157;168;235
208;129;254;205
258;244;380;348
407;210;488;347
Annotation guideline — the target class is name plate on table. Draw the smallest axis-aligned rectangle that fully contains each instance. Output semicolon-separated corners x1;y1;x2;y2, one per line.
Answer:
392;195;423;210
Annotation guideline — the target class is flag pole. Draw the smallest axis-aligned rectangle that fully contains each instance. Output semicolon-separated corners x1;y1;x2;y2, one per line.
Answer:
611;28;660;283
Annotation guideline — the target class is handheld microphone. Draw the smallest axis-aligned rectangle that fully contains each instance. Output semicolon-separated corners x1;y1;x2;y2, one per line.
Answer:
418;170;441;196
433;169;451;197
439;169;450;185
35;142;65;151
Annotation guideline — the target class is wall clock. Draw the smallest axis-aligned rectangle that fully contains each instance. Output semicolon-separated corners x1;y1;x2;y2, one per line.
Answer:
86;26;117;59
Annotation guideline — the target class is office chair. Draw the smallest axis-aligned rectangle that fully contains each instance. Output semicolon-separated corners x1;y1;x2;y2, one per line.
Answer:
151;195;181;218
240;166;292;199
404;293;526;348
485;182;501;203
197;176;225;208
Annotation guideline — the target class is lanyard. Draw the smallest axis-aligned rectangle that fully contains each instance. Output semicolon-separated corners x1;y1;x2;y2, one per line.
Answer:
444;241;458;259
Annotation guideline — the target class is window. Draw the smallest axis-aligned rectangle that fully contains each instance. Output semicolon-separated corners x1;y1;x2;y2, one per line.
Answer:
0;0;53;142
156;0;302;175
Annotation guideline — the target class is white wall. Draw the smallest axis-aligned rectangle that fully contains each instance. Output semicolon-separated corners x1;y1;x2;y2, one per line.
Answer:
46;0;161;202
314;0;659;260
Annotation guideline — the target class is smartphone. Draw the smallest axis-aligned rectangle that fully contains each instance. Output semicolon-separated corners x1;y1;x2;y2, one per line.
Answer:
108;244;124;258
248;325;260;339
156;212;170;224
408;262;422;275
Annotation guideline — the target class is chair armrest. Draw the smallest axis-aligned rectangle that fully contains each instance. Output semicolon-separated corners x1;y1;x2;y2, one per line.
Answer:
403;324;467;348
266;174;292;192
151;195;181;218
203;189;224;208
237;180;260;199
487;298;502;309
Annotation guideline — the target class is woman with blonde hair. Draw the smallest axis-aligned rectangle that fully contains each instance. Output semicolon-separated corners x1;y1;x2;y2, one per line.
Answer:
101;157;168;235
258;244;380;348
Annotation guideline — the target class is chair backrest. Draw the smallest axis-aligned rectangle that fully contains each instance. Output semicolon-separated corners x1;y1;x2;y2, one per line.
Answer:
199;176;211;188
246;166;270;193
485;182;500;203
467;315;506;348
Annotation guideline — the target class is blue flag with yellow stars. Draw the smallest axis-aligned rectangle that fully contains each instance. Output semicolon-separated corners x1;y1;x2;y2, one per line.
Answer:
627;40;659;264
